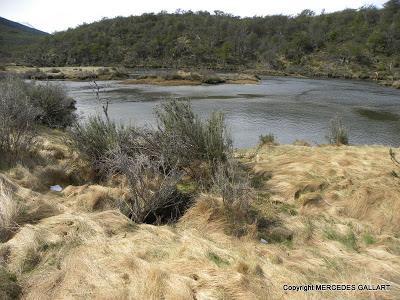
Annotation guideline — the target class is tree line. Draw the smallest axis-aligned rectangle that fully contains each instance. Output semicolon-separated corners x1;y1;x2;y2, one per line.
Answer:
20;1;400;75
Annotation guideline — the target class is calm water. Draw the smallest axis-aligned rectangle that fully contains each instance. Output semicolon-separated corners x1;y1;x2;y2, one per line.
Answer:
58;77;400;148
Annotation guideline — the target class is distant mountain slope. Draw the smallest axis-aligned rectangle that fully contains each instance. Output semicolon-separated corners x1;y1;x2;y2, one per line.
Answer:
0;16;48;63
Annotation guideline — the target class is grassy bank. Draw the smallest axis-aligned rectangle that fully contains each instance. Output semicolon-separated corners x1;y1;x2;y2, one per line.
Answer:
122;70;260;86
3;63;399;89
1;66;260;85
1;127;399;299
1;66;129;81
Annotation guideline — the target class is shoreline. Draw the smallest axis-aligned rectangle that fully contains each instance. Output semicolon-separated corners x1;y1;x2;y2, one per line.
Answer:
1;65;399;89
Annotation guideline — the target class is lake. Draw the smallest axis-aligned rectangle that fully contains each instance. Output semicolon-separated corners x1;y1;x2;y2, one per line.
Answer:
58;76;400;148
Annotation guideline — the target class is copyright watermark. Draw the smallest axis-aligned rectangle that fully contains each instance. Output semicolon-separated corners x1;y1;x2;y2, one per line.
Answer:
283;284;391;292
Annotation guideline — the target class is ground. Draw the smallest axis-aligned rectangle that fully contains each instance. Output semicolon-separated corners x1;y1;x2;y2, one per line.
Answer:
1;131;400;299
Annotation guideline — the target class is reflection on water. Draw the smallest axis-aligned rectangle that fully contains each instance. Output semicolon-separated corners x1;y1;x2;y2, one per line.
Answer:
59;77;400;148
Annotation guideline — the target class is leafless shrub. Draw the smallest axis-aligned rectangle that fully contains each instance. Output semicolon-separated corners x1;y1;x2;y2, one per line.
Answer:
211;159;252;211
106;151;188;224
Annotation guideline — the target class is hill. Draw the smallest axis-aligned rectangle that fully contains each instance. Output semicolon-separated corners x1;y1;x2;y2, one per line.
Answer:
19;1;400;83
0;16;48;63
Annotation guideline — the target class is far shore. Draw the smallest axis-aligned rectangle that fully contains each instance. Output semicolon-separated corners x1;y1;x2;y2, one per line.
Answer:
1;65;399;89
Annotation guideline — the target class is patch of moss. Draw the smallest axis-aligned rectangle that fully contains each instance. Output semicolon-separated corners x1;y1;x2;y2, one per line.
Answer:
207;251;230;267
0;267;22;299
324;227;358;251
362;232;376;245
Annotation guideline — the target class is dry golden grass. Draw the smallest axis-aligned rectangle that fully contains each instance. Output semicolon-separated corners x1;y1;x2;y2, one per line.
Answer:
1;133;400;299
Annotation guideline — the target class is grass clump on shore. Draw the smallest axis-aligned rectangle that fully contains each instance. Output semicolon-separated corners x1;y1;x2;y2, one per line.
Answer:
326;116;349;145
259;133;276;146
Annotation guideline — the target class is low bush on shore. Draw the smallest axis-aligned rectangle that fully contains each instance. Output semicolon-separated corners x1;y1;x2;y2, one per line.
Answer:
69;99;249;225
0;76;76;163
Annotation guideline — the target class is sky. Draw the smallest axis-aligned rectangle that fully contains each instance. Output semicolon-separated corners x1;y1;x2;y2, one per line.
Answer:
0;0;388;33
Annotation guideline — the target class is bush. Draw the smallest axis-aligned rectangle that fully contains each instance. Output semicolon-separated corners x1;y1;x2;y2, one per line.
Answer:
105;152;189;223
259;133;276;146
211;159;251;211
202;75;225;84
22;68;47;80
27;82;76;128
0;77;39;158
69;116;129;177
156;100;232;171
326;116;349;145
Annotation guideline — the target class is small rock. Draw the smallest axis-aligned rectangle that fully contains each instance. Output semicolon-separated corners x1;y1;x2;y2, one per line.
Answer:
50;185;63;192
260;238;268;244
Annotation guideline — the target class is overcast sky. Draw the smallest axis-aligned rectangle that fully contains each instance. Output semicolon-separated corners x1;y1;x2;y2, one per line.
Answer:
0;0;388;33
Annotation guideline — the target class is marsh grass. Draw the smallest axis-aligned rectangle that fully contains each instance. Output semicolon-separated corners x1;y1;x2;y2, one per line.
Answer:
326;116;349;145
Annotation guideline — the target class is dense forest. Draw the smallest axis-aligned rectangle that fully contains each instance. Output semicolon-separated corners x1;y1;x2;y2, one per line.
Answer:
8;1;400;79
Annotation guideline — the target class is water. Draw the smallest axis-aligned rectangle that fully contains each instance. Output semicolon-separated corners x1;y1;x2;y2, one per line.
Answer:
59;77;400;148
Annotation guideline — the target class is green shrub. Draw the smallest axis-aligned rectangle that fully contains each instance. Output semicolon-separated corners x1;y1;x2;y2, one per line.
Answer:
259;133;276;146
155;100;232;170
69;116;128;176
0;77;39;159
27;82;76;128
326;116;349;145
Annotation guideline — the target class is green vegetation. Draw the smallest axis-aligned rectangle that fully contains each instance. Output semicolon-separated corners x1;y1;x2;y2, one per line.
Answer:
207;251;230;267
324;226;358;251
69;99;247;224
0;16;47;63
362;232;376;245
259;133;276;146
0;267;21;300
5;1;397;84
0;76;76;163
